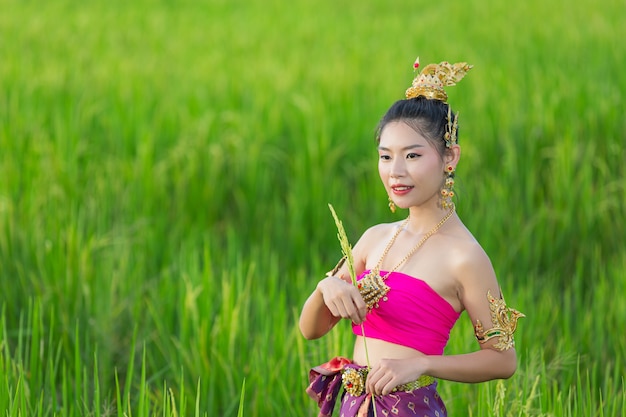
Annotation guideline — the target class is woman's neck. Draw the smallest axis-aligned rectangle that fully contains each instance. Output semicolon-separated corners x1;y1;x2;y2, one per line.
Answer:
405;205;456;234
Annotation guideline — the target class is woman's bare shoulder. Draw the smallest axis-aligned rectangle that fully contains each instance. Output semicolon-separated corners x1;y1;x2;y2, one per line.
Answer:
357;220;405;244
442;229;500;302
442;227;496;279
351;220;405;262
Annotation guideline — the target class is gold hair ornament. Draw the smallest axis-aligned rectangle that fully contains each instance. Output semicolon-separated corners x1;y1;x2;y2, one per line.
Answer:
405;57;471;148
474;290;525;351
444;105;459;148
405;57;473;103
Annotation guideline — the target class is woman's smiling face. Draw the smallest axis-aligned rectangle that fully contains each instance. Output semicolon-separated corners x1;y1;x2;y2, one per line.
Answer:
378;121;447;210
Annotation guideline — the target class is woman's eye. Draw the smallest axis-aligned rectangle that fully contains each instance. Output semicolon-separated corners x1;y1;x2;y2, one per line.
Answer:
379;154;391;160
406;153;421;159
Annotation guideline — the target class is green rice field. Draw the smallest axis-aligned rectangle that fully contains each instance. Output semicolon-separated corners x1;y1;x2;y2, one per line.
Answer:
1;0;624;415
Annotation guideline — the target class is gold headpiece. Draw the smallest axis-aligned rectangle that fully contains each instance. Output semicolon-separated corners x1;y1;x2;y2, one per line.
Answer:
405;57;473;103
404;57;472;148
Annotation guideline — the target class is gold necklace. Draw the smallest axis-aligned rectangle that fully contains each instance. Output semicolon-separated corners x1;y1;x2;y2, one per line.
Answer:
358;209;455;310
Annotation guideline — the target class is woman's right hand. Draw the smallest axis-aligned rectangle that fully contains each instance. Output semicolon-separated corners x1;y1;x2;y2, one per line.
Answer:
317;276;368;325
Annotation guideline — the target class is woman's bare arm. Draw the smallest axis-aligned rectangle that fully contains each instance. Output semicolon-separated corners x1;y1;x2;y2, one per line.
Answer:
298;226;381;339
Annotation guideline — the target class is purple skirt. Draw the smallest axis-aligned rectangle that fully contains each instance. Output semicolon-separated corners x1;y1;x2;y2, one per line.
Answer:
339;382;447;417
307;358;447;417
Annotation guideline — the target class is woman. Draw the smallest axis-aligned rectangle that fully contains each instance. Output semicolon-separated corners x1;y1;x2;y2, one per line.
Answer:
299;58;524;417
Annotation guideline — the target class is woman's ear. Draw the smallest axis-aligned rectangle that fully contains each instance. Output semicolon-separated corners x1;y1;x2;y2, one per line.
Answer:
444;144;461;167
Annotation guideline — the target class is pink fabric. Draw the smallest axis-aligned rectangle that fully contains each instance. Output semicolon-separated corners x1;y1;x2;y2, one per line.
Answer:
352;270;460;355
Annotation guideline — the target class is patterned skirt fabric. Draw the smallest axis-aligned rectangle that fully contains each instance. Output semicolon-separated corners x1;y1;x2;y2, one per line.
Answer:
339;382;447;417
306;358;447;417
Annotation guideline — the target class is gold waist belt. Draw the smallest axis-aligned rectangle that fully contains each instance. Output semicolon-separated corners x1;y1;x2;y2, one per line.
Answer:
341;367;435;396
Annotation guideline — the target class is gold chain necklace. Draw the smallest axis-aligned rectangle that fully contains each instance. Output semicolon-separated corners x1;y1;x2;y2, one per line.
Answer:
358;209;455;310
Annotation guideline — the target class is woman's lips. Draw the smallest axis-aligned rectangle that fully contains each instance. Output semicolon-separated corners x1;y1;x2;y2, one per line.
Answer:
391;185;413;195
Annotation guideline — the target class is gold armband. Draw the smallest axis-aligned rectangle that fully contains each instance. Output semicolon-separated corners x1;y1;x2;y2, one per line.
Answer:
325;256;346;277
474;290;525;351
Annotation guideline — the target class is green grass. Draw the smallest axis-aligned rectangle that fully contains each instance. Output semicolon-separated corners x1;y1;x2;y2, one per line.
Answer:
0;0;625;415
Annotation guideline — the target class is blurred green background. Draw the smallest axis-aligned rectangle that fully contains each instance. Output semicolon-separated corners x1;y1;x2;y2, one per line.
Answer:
0;0;624;415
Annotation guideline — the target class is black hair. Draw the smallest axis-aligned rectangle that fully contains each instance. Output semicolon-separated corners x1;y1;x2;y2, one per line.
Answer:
376;96;457;157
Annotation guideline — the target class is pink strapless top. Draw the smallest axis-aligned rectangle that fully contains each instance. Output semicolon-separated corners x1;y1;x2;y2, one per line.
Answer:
352;270;461;355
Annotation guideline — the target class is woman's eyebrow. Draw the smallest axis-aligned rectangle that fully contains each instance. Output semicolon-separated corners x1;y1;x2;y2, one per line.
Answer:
377;144;425;151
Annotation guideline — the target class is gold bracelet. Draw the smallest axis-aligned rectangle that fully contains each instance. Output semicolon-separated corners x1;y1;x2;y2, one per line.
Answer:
325;256;346;277
474;290;525;351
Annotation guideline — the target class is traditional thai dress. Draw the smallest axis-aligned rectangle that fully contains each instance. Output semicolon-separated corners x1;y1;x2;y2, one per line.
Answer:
306;270;461;417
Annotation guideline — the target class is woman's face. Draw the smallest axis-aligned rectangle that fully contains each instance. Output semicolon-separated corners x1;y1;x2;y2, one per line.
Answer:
378;121;445;210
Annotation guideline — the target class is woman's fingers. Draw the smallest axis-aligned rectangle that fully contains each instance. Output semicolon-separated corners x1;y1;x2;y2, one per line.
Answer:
366;369;395;395
353;298;367;323
319;277;366;323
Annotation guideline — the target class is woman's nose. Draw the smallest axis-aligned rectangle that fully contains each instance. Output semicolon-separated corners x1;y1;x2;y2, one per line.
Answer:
390;159;406;178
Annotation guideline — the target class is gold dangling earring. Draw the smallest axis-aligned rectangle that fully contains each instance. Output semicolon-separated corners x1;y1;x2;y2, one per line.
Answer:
440;165;456;210
388;197;396;213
